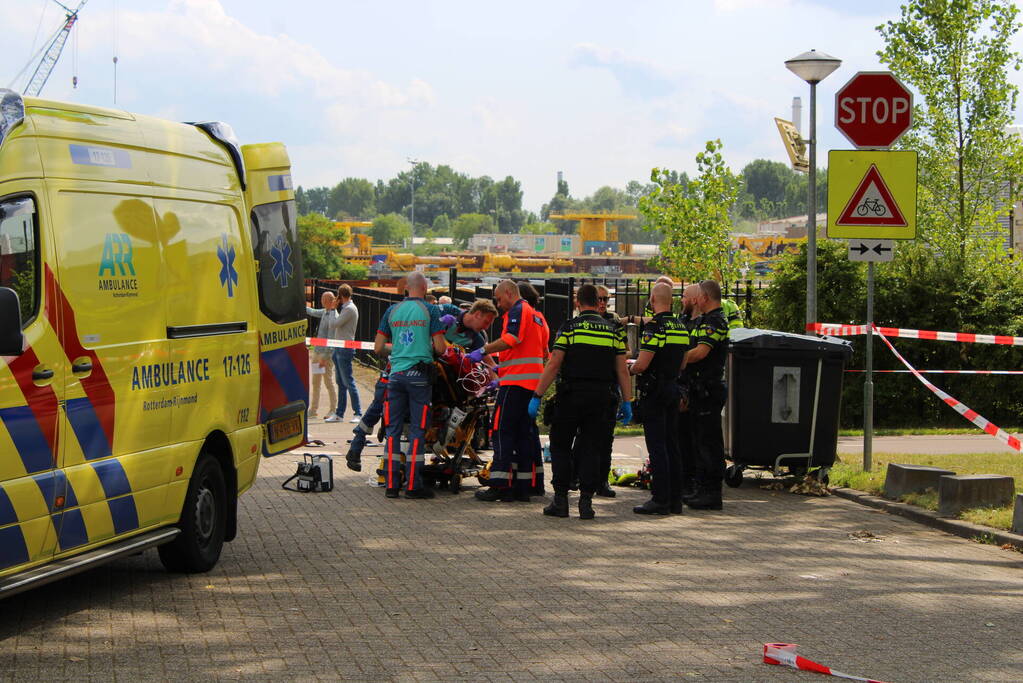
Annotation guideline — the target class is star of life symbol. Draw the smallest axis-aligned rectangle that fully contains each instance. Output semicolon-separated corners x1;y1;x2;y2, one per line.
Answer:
217;233;238;298
400;329;416;346
270;234;294;288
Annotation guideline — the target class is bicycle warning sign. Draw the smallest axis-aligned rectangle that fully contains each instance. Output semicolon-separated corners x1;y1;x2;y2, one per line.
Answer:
827;150;917;240
836;164;906;226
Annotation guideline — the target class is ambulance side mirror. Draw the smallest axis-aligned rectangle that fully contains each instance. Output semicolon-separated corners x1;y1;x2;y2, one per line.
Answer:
0;287;24;356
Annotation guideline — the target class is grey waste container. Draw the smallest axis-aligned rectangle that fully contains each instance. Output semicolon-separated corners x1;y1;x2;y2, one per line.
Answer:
725;329;852;486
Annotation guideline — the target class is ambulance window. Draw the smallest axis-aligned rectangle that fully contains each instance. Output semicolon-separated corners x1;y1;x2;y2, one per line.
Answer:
250;199;304;324
0;196;38;326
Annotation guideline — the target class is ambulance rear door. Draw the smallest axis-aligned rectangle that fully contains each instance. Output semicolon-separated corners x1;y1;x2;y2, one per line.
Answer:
242;144;308;456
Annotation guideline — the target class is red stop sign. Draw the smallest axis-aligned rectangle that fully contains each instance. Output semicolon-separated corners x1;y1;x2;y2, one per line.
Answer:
834;71;913;148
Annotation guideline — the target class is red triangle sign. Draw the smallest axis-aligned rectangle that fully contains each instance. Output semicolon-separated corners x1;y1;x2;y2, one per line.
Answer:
836;164;907;226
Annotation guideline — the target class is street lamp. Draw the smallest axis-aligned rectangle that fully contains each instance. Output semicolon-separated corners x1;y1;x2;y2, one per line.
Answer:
785;49;841;330
407;157;419;248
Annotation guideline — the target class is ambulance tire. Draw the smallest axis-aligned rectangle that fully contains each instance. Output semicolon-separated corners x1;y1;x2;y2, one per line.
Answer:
159;453;227;573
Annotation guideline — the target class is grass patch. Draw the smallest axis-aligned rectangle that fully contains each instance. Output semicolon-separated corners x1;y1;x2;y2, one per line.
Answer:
830;452;1021;531
838;427;1023;436
961;506;1015;530
899;489;938;511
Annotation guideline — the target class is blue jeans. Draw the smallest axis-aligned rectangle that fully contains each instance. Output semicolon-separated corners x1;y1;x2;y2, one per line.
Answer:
333;348;362;418
347;376;388;459
383;369;432;492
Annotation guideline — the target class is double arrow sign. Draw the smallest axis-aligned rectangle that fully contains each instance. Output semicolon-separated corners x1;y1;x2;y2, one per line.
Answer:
847;239;894;262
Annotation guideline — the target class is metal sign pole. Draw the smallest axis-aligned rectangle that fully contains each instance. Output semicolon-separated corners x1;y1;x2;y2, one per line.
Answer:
864;261;874;472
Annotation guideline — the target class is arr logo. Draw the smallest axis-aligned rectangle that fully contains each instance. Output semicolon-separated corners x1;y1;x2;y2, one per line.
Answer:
98;233;136;277
98;233;139;298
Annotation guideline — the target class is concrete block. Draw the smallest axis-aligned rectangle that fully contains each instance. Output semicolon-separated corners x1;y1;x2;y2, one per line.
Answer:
1013;494;1023;535
937;475;1015;517
883;463;955;500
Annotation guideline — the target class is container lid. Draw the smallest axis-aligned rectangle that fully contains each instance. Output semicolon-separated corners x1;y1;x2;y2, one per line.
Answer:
729;328;853;357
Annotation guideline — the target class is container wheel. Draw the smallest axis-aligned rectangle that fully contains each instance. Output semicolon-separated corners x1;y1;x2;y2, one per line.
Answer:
724;464;744;488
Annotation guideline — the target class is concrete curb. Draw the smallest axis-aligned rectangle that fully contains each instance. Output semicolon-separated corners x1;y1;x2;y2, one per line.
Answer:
831;487;1023;549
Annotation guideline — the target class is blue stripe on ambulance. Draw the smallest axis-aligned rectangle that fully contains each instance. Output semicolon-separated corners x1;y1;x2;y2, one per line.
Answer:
91;460;139;535
54;508;89;551
0;486;17;527
66;397;113;461
0;526;29;570
259;347;306;418
0;405;54;474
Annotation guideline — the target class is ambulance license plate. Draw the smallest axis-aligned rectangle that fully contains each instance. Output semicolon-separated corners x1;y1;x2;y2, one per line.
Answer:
268;414;303;443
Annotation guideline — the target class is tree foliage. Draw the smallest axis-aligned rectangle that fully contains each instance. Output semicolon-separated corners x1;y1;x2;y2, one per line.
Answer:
878;0;1023;272
451;213;495;248
297;212;344;278
639;139;749;282
370;213;412;246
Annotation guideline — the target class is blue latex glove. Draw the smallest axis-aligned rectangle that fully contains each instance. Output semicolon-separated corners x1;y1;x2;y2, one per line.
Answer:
440;314;457;327
487;379;499;392
466;348;485;363
527;395;542;418
618;401;633;425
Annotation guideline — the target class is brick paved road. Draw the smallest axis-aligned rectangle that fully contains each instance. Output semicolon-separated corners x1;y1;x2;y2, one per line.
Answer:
2;368;1022;681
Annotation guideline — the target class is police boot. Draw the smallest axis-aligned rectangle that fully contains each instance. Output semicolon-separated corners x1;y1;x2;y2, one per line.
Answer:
345;453;362;472
475;487;514;502
632;499;670;515
595;482;616;498
669;499;684;515
681;479;698;505
687;482;723;510
543;492;569;518
578;493;595;520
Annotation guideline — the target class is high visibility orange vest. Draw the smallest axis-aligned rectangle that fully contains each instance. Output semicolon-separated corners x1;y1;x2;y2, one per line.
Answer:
497;299;545;391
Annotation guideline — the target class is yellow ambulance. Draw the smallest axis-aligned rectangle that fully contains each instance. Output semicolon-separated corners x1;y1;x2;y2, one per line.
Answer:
0;89;308;596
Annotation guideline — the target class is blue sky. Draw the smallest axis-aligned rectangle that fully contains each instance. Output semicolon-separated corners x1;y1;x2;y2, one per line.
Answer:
4;0;1022;211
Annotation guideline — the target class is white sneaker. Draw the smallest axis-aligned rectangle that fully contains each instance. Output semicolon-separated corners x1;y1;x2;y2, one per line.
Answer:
349;416;362;423
324;415;342;423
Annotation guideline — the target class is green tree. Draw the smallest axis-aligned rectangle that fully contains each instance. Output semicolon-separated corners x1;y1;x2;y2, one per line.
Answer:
451;213;495;248
520;221;557;235
639;139;748;282
370;213;411;246
878;0;1023;272
328;178;376;220
432;213;452;236
297;212;344;278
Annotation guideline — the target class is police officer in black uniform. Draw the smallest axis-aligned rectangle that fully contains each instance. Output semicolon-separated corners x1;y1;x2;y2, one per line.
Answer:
677;283;702;503
629;281;689;515
529;284;633;519
683;280;729;510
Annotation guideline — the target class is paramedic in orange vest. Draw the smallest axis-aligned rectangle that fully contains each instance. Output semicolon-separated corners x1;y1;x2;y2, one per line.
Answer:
470;279;546;502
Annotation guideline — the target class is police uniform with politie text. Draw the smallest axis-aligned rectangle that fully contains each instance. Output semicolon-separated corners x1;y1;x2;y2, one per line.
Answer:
629;281;689;515
529;284;633;519
682;280;730;510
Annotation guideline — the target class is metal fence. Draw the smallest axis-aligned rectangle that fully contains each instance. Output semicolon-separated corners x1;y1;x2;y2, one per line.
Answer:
306;273;766;353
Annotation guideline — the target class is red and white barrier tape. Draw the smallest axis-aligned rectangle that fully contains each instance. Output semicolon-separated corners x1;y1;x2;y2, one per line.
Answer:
809;322;1023;346
306;337;376;350
846;369;1023;375
874;327;1022;452
764;643;889;683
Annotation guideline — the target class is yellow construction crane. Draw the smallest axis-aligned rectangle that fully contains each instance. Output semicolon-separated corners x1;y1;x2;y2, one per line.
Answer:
548;212;636;242
334;220;374;253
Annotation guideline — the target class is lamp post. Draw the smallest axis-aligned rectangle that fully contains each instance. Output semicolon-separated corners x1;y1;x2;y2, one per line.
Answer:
407;157;419;248
785;49;841;330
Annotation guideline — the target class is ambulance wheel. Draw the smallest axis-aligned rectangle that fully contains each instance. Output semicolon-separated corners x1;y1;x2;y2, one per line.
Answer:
449;475;462;494
724;465;744;488
159;453;227;573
